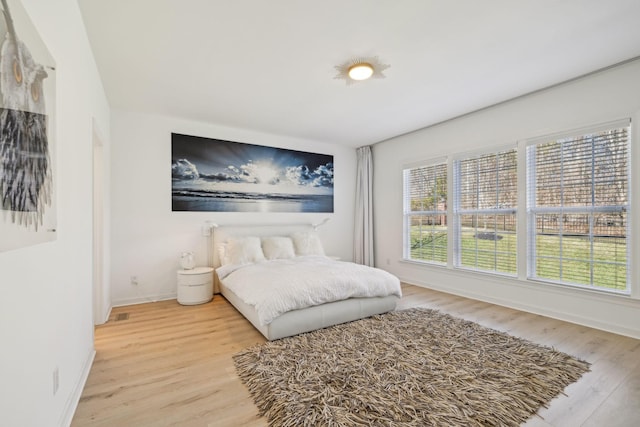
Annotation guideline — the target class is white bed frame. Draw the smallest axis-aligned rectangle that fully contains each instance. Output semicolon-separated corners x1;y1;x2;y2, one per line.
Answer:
210;223;398;340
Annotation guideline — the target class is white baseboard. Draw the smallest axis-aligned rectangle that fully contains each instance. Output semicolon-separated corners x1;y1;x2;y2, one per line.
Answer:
94;304;112;325
102;305;112;324
60;348;95;427
400;275;640;340
112;292;177;308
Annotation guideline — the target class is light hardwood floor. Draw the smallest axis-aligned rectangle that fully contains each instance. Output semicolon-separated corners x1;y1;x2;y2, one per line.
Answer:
72;284;640;426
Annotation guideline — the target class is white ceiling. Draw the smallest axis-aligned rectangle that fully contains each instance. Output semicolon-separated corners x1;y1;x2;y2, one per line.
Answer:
78;0;640;148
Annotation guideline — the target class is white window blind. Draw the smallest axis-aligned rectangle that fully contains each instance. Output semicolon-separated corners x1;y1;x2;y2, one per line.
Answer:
403;162;447;264
526;120;631;293
453;148;517;274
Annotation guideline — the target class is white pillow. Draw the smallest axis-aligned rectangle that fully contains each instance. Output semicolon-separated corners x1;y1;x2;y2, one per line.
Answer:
217;243;231;266
225;236;265;265
291;231;325;256
261;236;295;260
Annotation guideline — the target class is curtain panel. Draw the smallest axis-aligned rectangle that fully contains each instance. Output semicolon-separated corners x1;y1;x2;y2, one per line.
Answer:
354;146;374;266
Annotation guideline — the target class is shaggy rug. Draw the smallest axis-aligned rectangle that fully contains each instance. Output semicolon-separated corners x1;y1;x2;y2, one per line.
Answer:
233;308;590;426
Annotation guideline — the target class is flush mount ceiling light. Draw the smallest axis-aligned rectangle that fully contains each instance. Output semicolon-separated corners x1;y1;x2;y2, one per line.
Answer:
348;63;374;80
334;56;390;85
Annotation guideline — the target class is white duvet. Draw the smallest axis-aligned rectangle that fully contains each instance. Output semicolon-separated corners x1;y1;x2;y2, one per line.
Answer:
217;256;402;325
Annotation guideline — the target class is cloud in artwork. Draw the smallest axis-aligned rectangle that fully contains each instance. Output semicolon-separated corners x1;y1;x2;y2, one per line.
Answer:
173;158;333;190
239;161;280;184
199;172;241;182
193;165;245;182
285;162;334;187
311;163;334;187
172;159;199;179
285;165;312;184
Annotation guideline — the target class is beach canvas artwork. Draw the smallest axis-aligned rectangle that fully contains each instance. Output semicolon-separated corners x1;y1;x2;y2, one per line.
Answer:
171;133;334;213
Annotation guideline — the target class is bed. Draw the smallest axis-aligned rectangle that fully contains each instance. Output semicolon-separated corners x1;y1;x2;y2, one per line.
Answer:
211;224;401;340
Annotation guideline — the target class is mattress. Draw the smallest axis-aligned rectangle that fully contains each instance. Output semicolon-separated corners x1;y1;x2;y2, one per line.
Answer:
217;256;401;326
220;278;398;340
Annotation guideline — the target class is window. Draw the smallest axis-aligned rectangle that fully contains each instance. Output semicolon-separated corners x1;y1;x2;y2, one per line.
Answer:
527;120;631;293
453;148;518;275
403;162;447;264
401;118;632;297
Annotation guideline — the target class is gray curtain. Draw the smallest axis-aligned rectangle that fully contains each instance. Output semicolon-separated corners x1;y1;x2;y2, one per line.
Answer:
354;146;374;266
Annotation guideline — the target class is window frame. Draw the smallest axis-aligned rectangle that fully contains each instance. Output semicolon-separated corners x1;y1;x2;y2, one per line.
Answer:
402;159;448;265
525;119;631;294
452;146;518;276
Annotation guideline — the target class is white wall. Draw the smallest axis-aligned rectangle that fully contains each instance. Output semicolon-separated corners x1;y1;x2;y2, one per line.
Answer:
374;59;640;339
110;110;356;306
0;0;110;426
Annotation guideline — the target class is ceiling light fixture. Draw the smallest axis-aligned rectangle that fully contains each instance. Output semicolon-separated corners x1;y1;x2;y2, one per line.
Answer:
334;56;390;85
348;63;374;81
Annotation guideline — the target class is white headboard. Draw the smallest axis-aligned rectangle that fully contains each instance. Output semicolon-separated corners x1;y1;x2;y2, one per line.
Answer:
210;222;320;269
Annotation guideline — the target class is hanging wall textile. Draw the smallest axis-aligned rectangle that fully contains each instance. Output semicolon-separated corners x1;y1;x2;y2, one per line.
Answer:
0;0;57;252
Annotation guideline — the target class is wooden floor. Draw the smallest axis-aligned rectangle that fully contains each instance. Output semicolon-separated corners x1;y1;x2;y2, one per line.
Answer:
72;284;640;427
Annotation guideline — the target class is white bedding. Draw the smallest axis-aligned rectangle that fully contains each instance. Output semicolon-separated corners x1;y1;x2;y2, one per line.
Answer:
217;256;402;326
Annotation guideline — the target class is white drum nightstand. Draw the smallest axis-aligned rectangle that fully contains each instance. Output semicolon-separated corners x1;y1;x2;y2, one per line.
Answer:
177;267;214;305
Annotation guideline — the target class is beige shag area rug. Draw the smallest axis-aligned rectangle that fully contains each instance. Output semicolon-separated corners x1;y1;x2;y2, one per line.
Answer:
233;308;590;427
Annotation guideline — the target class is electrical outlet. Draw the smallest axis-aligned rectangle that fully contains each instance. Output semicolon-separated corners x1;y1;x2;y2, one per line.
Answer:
130;276;138;285
53;367;59;395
